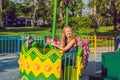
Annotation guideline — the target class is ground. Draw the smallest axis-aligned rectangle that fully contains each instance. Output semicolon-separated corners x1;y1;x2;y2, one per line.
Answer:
0;53;101;80
0;55;19;80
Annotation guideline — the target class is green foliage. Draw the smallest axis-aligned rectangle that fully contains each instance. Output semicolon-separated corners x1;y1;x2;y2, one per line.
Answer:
98;0;120;15
69;16;93;29
69;0;84;16
97;26;114;32
88;0;120;31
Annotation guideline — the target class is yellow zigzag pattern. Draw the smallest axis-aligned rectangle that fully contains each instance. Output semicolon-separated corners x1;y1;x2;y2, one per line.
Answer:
18;46;83;80
18;46;63;78
22;46;63;59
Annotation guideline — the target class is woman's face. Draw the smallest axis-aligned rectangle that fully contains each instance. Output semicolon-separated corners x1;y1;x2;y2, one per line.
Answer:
64;27;72;38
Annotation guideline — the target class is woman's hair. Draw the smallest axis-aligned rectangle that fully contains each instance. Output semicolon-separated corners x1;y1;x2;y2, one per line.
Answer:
61;26;75;47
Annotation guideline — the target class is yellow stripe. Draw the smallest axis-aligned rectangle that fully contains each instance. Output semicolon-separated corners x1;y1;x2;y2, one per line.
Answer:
22;46;63;59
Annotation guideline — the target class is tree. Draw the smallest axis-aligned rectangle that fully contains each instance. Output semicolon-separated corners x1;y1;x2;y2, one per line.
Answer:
2;0;16;27
56;0;84;28
89;0;120;31
23;0;40;27
0;0;3;28
22;0;84;29
2;0;25;27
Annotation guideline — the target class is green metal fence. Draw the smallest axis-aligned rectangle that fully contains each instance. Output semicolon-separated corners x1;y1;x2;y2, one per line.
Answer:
0;34;118;55
0;35;20;54
21;35;47;54
79;35;115;53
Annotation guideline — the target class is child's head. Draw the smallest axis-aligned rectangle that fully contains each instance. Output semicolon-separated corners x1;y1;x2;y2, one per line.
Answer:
26;36;30;40
118;43;120;48
62;26;73;39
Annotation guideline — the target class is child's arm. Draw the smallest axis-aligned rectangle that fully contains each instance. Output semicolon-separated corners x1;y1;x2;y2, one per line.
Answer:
25;36;30;48
52;39;76;52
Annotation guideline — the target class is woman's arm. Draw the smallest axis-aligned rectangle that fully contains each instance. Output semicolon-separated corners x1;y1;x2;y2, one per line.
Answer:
52;39;76;52
60;32;65;48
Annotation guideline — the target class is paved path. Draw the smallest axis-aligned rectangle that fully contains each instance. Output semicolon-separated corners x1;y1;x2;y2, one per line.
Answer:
0;55;19;80
0;53;102;80
82;53;101;80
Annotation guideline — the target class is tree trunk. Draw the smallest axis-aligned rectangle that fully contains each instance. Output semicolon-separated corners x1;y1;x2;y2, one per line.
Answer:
109;0;120;31
93;0;97;15
0;0;3;29
32;0;39;27
32;8;37;27
113;11;120;31
93;0;97;33
58;0;64;22
113;19;120;31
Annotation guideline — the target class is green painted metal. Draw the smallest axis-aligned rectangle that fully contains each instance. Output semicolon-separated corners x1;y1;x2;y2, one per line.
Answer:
68;55;70;80
62;46;83;80
64;55;67;80
65;4;69;26
52;0;58;39
0;36;21;54
72;54;75;79
20;71;59;80
49;53;59;63
19;43;84;80
102;52;120;80
21;36;46;54
19;45;62;80
77;46;83;56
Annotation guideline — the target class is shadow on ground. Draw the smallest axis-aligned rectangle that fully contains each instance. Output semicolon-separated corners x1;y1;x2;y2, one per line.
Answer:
0;56;19;80
82;60;102;80
0;58;18;72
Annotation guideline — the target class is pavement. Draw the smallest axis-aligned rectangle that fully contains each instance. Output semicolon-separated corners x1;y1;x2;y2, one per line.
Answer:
0;55;19;80
82;53;101;80
0;53;102;80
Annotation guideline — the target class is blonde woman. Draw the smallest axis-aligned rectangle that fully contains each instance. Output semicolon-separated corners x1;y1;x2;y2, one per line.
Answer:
52;26;77;80
52;26;77;52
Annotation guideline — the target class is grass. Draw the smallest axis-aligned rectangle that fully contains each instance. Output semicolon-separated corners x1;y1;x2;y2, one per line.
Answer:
97;26;114;32
0;27;51;36
0;26;118;37
0;26;117;50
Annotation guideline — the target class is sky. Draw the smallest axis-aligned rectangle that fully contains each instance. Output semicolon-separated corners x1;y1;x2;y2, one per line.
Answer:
11;0;89;4
11;0;24;3
82;0;89;4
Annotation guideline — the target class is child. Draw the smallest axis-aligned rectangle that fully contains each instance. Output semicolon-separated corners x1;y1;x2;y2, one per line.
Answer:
52;26;77;80
52;26;77;52
25;36;34;49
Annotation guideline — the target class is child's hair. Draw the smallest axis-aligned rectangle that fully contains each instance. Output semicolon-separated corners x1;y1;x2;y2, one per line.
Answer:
61;26;75;47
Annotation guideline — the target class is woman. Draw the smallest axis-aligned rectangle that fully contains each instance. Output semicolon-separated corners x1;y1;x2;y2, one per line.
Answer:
52;26;77;52
52;26;77;80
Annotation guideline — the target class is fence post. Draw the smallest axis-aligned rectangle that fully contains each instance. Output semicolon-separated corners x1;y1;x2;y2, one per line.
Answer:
94;34;97;56
1;36;3;53
43;36;46;54
14;36;16;53
18;35;20;56
8;36;10;53
5;36;7;53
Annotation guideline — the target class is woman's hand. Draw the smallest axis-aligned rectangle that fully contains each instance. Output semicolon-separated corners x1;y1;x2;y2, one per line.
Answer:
51;42;59;48
51;42;56;46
